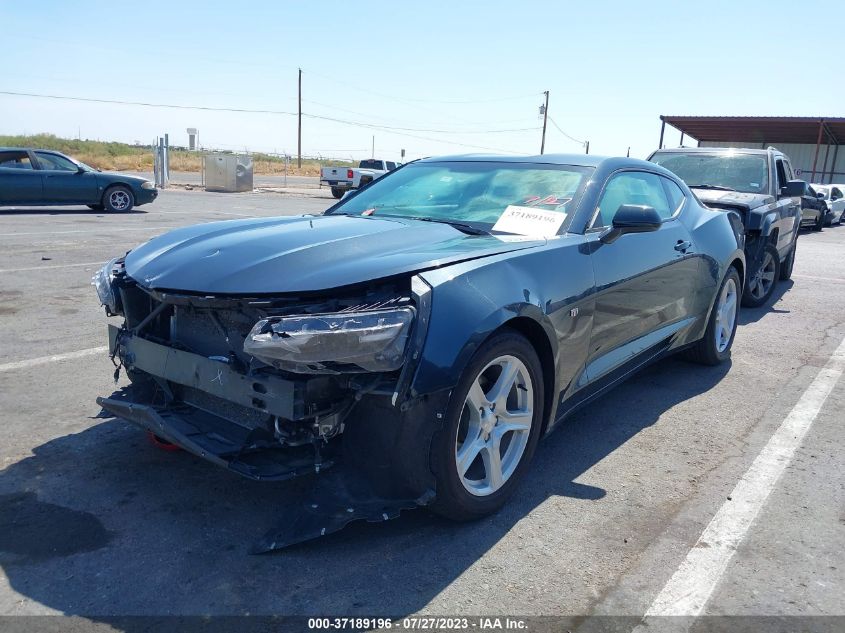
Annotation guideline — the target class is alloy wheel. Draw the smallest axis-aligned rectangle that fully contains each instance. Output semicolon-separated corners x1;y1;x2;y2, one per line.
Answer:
714;277;738;353
455;354;533;496
109;190;131;211
747;251;776;301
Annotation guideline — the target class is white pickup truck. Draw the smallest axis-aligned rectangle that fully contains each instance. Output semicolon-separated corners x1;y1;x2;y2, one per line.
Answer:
320;159;399;198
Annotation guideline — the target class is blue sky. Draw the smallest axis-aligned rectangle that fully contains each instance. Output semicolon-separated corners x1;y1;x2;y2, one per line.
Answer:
1;0;842;162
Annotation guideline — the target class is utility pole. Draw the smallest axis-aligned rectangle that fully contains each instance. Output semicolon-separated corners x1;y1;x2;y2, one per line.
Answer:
297;68;302;168
585;141;590;155
540;90;549;155
372;135;375;158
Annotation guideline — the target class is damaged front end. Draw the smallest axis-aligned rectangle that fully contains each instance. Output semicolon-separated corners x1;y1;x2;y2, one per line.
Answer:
94;258;439;549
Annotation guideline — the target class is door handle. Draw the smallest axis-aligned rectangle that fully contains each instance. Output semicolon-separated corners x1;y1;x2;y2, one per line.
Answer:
674;240;692;253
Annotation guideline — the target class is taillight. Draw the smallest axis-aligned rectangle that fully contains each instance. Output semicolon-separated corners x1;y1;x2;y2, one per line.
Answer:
347;169;354;179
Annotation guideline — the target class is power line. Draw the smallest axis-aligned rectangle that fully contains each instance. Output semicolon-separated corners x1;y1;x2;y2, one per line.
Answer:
547;115;586;146
0;90;526;154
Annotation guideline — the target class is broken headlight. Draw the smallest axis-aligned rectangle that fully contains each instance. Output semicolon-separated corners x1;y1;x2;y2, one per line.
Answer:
92;257;123;315
244;308;414;373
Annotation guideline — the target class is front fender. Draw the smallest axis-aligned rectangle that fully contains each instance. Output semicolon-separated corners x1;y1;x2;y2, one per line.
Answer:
409;238;595;405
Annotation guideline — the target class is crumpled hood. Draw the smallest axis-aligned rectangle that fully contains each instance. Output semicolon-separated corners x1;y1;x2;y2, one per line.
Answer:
692;189;773;210
124;214;543;294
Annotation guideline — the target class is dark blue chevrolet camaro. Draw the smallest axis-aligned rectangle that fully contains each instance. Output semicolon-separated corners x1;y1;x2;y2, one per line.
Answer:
94;154;745;547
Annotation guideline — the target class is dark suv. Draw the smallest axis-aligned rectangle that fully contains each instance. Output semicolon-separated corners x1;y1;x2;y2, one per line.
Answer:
649;146;803;307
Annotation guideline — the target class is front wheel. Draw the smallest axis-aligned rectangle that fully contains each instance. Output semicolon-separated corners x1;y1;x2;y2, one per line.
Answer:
741;243;780;308
430;331;544;521
779;238;797;281
103;186;135;213
813;210;824;232
684;267;741;366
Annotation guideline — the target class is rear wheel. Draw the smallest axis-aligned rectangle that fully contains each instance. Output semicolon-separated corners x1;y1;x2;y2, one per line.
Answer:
430;331;544;521
685;267;741;366
741;243;780;308
330;186;344;199
103;186;134;213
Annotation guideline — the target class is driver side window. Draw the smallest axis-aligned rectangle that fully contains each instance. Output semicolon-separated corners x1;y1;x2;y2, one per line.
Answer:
35;152;77;172
591;171;671;228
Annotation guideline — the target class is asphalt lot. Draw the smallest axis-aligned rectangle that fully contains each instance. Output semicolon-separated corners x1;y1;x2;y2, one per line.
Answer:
0;189;842;629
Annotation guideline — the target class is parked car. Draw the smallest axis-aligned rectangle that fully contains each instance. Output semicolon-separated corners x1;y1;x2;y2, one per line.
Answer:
94;154;744;548
795;182;828;231
320;158;398;199
0;148;157;212
649;146;802;307
811;184;844;226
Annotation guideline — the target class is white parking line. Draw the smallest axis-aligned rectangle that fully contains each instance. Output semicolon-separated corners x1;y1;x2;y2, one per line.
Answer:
637;334;845;623
0;226;171;238
0;261;104;274
791;273;845;284
0;346;108;373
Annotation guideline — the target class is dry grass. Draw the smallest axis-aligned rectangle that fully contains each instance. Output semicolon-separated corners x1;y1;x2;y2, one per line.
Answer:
0;134;349;176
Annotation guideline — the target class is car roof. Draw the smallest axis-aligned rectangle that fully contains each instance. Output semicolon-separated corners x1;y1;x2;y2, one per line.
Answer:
416;153;654;170
651;146;779;156
0;147;62;154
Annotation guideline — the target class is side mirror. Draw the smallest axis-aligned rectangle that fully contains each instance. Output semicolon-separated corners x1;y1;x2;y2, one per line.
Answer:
780;179;805;197
599;204;662;244
816;191;825;199
76;165;86;174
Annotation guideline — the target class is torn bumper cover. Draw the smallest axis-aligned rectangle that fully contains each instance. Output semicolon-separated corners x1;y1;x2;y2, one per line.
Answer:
98;323;330;480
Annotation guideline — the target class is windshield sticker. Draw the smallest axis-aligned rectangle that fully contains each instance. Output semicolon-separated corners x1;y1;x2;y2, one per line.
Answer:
492;205;566;238
522;195;571;209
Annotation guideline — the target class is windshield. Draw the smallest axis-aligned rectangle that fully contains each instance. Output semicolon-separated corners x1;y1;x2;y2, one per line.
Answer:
328;161;591;234
75;159;97;173
650;152;769;194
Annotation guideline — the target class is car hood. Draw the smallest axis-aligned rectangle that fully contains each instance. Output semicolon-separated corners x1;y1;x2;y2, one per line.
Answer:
98;172;149;187
692;189;773;210
124;214;544;294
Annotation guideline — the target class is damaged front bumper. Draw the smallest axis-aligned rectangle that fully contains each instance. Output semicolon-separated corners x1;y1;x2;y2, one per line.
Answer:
100;323;339;480
95;275;443;549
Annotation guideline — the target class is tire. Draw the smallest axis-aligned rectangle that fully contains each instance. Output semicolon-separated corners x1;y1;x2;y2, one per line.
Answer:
741;243;780;308
823;205;832;227
429;330;544;521
684;267;741;366
103;185;134;213
87;204;104;211
330;186;344;199
779;237;797;281
813;209;824;232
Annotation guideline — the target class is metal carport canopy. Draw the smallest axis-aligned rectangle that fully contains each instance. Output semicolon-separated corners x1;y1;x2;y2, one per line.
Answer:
659;115;845;145
658;116;845;182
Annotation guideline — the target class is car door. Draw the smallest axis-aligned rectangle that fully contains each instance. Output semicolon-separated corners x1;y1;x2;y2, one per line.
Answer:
801;184;823;223
830;186;845;220
583;170;701;383
0;150;43;204
33;151;100;203
774;157;801;249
